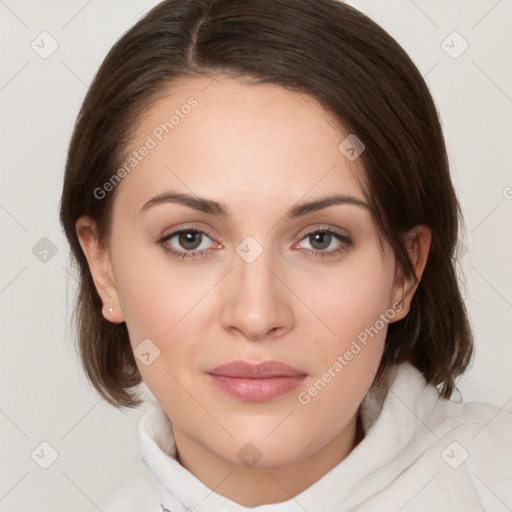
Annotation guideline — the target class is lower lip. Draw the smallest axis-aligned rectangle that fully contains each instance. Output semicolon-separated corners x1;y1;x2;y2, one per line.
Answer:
207;374;307;401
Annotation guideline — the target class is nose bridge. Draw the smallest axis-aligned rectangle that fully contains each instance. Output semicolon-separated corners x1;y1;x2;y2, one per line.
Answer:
235;234;281;309
220;234;293;339
236;237;277;295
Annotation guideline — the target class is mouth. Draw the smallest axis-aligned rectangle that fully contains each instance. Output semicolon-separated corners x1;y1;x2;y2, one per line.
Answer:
206;360;308;401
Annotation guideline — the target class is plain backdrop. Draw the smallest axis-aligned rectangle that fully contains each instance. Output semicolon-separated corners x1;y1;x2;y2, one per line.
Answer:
1;0;511;510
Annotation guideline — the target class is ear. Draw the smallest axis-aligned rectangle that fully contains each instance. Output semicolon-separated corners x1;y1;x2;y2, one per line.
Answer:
75;215;125;324
389;224;432;322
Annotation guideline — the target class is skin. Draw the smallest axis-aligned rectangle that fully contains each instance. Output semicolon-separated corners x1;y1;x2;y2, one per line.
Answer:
76;76;431;506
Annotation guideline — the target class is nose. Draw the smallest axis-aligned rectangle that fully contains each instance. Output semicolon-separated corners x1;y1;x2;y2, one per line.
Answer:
219;243;294;342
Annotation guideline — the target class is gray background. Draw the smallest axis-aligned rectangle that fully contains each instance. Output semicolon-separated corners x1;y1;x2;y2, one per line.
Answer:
1;0;511;510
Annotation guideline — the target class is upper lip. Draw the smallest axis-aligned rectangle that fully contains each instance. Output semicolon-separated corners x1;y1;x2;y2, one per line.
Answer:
208;360;307;379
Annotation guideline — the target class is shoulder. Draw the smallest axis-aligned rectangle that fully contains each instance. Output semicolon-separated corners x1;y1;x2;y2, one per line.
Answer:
395;362;512;460
356;362;512;510
420;372;512;457
415;397;512;510
381;362;512;445
390;364;512;508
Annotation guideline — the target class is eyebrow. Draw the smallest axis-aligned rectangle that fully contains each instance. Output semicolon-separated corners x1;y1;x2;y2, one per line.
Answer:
140;191;369;219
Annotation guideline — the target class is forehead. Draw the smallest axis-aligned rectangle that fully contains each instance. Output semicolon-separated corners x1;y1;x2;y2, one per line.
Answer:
116;75;367;215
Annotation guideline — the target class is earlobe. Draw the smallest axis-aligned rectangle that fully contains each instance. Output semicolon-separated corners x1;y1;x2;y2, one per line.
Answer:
75;216;125;323
389;225;432;322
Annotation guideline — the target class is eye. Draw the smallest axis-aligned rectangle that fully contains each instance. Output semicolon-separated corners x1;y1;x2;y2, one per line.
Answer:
157;226;353;261
157;229;217;260
294;228;353;259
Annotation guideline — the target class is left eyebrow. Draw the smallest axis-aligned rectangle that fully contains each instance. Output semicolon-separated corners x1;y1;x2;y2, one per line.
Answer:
287;194;369;217
139;191;369;218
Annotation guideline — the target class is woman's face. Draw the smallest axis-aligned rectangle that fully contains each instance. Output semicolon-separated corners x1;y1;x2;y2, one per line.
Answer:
84;76;411;469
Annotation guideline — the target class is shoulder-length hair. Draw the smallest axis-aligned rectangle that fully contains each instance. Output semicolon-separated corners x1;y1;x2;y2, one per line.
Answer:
59;0;473;408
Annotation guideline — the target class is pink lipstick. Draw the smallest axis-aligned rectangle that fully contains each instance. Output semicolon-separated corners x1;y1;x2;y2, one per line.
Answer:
207;360;307;401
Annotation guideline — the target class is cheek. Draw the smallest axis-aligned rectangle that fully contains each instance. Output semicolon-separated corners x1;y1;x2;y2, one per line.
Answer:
111;241;224;387
293;250;393;417
113;255;206;401
112;234;207;341
296;248;394;353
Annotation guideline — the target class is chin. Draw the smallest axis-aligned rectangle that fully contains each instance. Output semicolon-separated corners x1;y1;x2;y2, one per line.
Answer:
215;424;319;468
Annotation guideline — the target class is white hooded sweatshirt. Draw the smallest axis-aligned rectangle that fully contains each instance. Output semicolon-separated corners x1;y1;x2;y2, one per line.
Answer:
99;362;512;511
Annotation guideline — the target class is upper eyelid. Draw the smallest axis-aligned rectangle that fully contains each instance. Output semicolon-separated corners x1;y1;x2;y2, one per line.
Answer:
296;224;349;238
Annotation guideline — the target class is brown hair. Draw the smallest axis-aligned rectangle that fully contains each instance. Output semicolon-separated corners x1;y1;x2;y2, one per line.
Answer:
59;0;473;409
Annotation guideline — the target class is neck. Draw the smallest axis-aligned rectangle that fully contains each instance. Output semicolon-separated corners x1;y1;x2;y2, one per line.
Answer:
173;411;363;507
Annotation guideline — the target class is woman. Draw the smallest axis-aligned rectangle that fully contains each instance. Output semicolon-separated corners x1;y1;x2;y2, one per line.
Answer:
59;0;512;510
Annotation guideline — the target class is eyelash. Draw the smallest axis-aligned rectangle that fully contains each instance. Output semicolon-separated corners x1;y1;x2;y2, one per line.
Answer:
157;225;353;261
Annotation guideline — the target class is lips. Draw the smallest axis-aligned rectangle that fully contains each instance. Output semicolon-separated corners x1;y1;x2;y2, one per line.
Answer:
206;360;308;401
209;360;307;378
